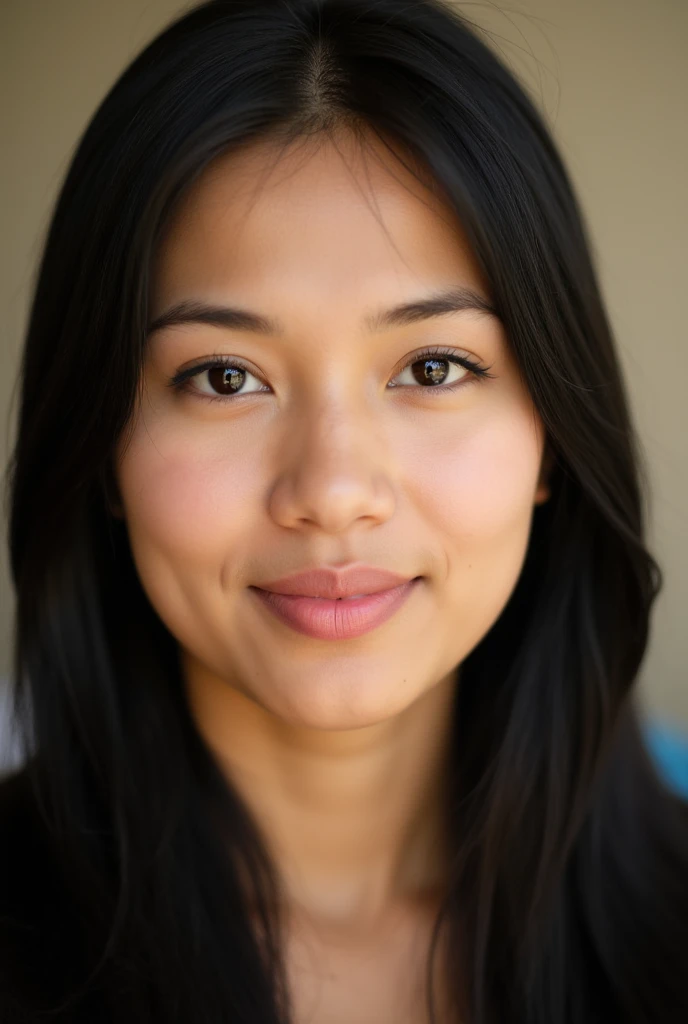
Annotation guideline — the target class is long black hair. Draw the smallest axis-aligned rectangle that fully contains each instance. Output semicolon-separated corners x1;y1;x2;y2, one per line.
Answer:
3;1;687;1021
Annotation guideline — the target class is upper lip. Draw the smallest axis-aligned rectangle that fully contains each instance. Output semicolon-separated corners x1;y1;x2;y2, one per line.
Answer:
253;565;417;599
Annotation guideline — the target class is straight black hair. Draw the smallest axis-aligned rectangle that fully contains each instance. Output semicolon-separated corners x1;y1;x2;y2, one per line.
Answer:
3;1;687;1021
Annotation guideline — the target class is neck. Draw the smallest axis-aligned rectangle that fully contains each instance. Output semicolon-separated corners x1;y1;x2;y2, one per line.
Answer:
183;654;459;930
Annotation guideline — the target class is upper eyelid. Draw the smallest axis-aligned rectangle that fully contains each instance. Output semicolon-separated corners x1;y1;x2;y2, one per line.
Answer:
169;346;490;387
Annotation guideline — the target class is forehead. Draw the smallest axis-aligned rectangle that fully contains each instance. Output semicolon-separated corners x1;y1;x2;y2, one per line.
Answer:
150;129;491;318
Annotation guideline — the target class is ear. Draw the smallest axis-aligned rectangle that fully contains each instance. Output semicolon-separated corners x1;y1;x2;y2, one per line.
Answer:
534;441;556;506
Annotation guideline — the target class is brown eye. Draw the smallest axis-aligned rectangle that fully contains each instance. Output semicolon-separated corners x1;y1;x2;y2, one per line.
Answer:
393;354;469;388
181;361;268;399
410;357;455;386
207;365;248;395
170;347;492;403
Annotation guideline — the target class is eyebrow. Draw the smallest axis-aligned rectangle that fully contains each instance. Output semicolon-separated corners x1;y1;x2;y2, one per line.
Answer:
146;286;500;338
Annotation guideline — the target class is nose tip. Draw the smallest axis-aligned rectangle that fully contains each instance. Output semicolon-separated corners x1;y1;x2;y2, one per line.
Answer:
272;476;395;533
267;422;396;533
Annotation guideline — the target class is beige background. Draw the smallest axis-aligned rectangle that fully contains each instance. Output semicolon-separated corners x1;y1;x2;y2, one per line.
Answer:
1;0;686;724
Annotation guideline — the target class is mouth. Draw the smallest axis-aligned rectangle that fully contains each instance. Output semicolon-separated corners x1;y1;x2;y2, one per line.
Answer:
250;577;423;641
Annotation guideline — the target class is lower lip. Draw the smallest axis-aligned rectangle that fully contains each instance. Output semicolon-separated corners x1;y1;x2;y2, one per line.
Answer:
250;578;422;640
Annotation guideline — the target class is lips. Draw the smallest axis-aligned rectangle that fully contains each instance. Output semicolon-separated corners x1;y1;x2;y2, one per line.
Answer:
253;564;415;600
249;563;422;640
250;578;421;640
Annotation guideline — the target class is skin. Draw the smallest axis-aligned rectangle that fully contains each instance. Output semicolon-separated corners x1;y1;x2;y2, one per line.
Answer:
115;128;550;1019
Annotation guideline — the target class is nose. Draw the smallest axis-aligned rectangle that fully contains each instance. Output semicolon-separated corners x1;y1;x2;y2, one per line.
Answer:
267;397;396;534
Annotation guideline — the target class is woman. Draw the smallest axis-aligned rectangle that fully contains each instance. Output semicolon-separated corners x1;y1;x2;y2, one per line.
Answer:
1;0;686;1021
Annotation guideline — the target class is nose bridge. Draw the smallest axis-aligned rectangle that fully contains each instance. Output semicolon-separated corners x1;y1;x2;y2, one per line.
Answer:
304;384;370;451
267;385;396;532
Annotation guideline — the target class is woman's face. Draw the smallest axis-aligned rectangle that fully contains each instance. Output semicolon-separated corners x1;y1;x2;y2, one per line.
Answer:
115;131;549;730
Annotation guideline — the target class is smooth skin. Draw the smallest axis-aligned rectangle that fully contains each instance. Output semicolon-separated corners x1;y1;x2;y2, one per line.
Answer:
114;128;551;1022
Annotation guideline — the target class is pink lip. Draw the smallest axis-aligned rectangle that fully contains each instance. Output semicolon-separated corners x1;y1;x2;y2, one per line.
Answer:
254;564;414;600
250;578;422;640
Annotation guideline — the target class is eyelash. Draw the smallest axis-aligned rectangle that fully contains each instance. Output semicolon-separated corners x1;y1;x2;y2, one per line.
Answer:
167;345;496;404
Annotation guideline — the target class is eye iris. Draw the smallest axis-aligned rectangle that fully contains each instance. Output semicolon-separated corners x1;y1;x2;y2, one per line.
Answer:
413;357;449;386
208;365;245;394
201;356;459;395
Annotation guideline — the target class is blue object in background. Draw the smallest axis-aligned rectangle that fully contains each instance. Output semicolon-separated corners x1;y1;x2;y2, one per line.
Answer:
643;718;688;799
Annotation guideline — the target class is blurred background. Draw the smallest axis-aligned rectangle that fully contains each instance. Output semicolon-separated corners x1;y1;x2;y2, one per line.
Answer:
1;1;686;773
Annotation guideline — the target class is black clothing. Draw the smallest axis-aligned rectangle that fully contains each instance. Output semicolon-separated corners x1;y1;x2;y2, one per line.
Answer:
0;768;104;1023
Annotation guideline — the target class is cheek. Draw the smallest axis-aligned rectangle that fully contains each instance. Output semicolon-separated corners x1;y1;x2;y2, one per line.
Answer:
116;416;260;567
409;412;542;554
405;410;542;653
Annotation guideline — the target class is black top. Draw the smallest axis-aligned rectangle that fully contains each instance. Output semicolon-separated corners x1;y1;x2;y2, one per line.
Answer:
2;760;688;1023
0;768;104;1023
